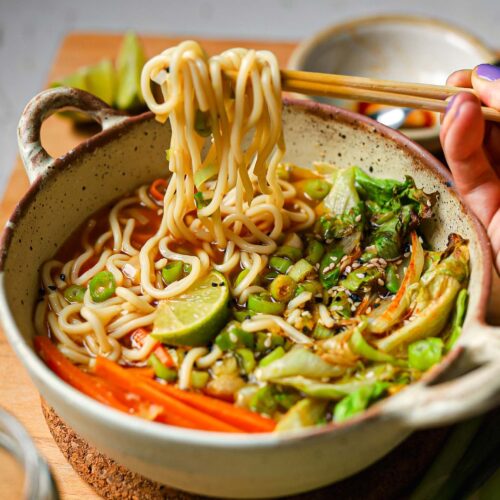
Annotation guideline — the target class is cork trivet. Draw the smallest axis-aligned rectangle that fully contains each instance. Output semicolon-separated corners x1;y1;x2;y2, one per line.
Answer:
41;399;449;499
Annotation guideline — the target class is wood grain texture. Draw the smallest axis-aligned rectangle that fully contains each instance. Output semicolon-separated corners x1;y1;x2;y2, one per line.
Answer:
0;32;498;500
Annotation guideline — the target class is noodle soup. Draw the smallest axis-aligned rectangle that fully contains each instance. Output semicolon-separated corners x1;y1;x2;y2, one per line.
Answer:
34;42;469;433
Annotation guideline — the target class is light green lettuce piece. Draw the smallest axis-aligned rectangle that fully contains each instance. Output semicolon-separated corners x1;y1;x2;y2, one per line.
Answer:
275;398;328;432
255;347;345;382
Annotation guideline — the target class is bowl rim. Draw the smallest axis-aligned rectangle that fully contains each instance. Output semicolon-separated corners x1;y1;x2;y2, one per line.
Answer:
0;96;492;447
288;14;496;72
287;14;496;143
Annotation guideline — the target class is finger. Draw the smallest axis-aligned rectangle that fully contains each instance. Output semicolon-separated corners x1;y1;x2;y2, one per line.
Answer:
471;64;500;109
441;70;473;124
484;124;500;167
440;92;500;228
446;69;472;88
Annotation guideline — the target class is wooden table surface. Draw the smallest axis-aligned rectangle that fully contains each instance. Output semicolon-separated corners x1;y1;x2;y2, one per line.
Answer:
0;32;498;499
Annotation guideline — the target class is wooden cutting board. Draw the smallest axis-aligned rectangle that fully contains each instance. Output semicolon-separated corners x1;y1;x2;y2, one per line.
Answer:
0;32;498;500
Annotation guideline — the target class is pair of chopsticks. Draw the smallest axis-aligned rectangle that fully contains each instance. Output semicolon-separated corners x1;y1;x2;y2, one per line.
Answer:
274;69;500;123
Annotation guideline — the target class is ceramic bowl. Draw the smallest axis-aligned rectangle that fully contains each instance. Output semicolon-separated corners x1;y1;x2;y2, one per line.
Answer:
288;15;496;152
1;87;500;498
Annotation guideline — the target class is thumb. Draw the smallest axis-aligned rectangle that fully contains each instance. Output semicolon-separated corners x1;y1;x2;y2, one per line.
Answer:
472;64;500;109
440;92;500;227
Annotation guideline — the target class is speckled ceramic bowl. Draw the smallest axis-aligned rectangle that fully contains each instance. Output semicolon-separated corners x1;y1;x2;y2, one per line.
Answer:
288;15;496;152
1;87;499;498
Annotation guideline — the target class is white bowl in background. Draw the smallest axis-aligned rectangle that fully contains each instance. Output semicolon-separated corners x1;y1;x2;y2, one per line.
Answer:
288;15;496;152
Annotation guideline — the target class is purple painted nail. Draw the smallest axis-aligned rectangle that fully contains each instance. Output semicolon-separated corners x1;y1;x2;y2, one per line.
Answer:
476;63;500;81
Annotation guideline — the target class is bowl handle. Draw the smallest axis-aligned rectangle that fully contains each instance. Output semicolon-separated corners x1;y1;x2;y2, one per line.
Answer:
380;322;500;428
17;87;128;183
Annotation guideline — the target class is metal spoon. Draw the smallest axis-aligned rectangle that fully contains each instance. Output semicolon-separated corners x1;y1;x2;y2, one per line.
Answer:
369;107;412;129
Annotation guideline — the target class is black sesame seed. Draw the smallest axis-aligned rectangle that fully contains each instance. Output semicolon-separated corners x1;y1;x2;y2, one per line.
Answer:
60;273;66;281
211;282;217;287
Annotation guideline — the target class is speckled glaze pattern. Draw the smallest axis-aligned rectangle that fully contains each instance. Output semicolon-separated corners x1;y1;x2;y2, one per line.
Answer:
1;87;499;498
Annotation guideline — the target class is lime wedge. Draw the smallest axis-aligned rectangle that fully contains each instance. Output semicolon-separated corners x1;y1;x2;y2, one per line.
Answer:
115;31;146;110
86;59;116;105
52;59;115;105
152;271;230;346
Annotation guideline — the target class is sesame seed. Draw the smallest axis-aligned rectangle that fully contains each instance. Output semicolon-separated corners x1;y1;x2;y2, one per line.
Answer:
345;266;352;274
355;214;362;222
352;262;360;269
404;252;410;258
377;278;385;286
264;337;272;348
366;307;372;314
356;273;365;279
229;332;238;343
351;305;357;311
331;256;338;262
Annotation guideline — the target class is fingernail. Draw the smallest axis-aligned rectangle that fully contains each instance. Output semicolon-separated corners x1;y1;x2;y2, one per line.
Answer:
476;63;500;81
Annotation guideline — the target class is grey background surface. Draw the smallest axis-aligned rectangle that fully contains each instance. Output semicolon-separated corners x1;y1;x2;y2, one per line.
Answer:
1;0;499;199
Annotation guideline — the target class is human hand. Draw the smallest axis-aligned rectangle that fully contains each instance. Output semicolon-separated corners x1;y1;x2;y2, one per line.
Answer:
440;63;500;273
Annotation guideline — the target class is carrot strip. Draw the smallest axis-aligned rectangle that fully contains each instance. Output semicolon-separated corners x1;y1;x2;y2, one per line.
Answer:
34;337;128;412
125;367;155;379
131;328;175;368
95;357;242;433
153;345;175;368
143;379;276;433
150;178;167;201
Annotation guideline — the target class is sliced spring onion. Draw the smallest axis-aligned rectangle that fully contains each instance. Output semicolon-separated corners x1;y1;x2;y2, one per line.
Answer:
274;245;302;262
89;271;116;302
194;109;211;137
247;293;286;315
385;264;401;293
255;332;285;352
161;261;183;285
148;353;177;381
312;323;333;340
194;191;209;209
304;178;332;200
305;239;325;264
234;268;250;287
269;256;292;274
215;322;255;350
232;309;256;322
190;370;209;389
269;275;296;302
296;280;323;297
63;284;86;303
408;338;443;371
236;348;256;374
276;163;291;180
259;346;285;367
194;163;218;189
287;259;314;283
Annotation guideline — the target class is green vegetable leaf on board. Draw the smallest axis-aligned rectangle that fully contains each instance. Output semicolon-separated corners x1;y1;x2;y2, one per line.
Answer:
334;381;389;423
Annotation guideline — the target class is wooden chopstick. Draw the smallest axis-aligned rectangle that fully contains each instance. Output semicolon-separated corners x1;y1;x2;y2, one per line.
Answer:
281;69;500;123
224;68;500;123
